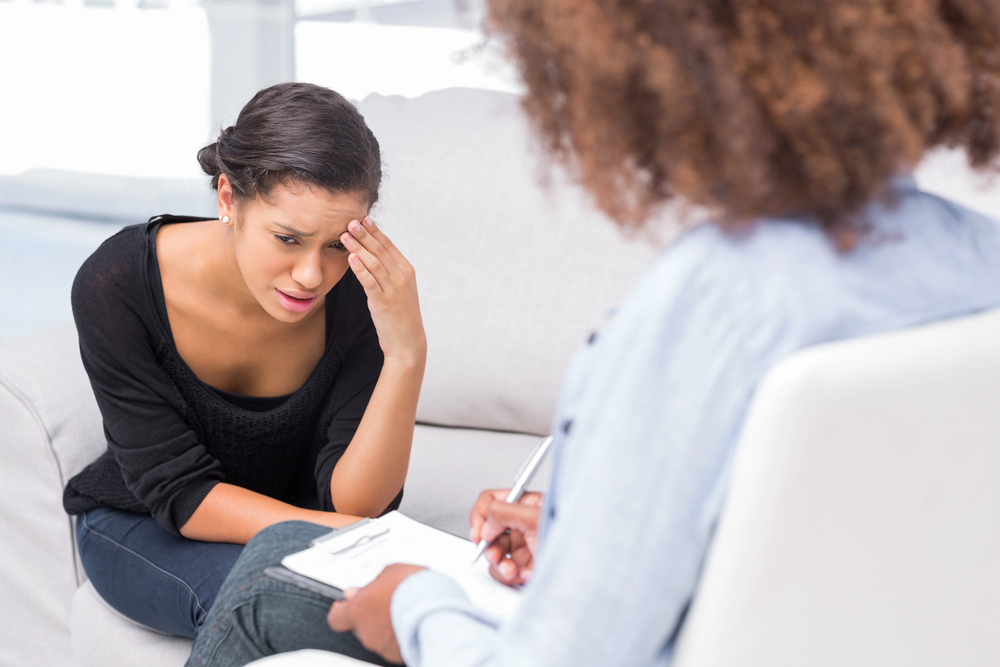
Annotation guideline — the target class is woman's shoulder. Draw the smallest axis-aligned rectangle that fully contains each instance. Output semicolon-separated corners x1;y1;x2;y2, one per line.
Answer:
631;184;1000;353
74;223;149;294
72;222;158;332
74;215;213;299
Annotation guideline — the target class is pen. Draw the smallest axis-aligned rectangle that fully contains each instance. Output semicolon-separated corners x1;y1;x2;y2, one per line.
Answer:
472;435;555;564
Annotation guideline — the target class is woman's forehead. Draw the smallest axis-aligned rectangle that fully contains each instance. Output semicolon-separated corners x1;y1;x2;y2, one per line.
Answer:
246;182;369;226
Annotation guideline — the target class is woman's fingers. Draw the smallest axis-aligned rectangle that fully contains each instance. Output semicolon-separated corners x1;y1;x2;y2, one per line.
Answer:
346;252;382;295
343;219;417;289
469;493;542;586
480;501;539;545
360;216;411;269
342;228;390;293
340;218;425;365
469;489;513;542
485;531;534;585
488;544;534;585
484;529;526;565
348;220;393;268
469;490;544;542
519;491;544;508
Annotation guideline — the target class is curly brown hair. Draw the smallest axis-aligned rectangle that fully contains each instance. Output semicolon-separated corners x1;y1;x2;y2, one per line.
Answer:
485;0;1000;242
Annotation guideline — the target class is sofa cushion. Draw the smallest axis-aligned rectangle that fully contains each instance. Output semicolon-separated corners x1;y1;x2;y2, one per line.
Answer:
72;581;192;667
358;88;666;435
399;423;551;537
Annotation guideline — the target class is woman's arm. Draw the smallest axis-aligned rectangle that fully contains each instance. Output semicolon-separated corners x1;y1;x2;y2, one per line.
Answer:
178;345;420;543
179;484;360;543
328;352;423;516
327;217;426;517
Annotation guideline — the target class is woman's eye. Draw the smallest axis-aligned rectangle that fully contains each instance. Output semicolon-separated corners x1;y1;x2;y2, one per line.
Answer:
331;242;347;251
275;235;297;245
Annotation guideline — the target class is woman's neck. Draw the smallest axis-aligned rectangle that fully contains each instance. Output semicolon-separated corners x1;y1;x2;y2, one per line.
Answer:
206;222;275;321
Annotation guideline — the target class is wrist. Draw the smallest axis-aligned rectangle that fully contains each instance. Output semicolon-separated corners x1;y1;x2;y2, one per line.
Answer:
382;340;427;372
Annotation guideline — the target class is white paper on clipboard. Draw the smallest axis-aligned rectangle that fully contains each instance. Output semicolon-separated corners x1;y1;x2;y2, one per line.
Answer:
281;511;522;618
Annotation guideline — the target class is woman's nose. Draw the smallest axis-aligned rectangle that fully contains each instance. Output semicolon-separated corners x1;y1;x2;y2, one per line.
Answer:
291;252;323;290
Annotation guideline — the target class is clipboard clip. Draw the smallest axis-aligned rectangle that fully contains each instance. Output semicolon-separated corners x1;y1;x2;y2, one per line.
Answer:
326;528;390;555
310;518;390;556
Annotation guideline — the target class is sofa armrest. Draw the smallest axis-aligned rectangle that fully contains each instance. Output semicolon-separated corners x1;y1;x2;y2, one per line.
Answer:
0;324;106;667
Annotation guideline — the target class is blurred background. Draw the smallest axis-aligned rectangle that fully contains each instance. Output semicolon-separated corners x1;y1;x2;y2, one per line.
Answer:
0;0;521;179
1;0;998;344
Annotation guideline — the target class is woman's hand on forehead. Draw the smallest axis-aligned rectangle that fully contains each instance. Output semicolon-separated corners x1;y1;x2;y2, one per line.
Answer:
340;217;426;367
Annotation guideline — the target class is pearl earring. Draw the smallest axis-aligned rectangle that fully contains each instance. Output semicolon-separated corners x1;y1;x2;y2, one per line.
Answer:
221;215;230;224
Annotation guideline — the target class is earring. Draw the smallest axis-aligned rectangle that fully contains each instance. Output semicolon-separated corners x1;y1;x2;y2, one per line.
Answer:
221;215;231;224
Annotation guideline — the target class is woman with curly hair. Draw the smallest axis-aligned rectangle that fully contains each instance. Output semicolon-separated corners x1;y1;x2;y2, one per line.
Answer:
186;1;1000;665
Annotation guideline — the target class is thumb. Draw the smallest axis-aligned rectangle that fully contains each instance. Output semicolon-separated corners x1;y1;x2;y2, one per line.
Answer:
327;600;354;632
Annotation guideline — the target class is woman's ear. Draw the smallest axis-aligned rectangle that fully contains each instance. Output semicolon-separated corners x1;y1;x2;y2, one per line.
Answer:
217;173;235;225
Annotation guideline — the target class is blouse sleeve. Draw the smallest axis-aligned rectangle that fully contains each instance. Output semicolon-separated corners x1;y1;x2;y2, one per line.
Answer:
69;230;224;534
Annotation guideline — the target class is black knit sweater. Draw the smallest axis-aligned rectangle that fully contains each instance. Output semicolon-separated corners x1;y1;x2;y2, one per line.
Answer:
63;215;399;535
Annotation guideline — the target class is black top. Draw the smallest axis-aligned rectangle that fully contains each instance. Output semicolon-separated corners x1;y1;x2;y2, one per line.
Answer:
63;215;399;535
210;385;293;413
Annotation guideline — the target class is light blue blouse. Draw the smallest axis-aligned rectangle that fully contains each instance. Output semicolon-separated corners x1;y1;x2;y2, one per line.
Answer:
391;177;1000;667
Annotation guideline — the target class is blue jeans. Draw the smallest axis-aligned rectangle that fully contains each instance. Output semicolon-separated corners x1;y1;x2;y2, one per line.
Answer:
76;507;245;638
185;521;391;667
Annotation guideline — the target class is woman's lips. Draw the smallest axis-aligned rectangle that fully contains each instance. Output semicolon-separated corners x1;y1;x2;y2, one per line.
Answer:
275;289;318;313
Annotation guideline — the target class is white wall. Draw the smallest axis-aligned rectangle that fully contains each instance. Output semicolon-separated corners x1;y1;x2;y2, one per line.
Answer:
0;4;518;179
0;4;210;178
295;20;519;102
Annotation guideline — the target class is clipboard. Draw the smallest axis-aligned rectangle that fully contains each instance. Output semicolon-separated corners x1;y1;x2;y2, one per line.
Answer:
278;511;523;618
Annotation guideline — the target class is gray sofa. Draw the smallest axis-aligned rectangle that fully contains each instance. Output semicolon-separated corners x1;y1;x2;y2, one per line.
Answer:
0;87;662;667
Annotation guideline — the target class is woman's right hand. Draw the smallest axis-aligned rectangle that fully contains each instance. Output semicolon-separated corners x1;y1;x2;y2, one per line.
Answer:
341;217;426;367
469;489;543;586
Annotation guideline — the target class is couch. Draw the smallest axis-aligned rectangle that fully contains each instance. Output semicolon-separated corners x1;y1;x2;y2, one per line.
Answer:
0;87;662;667
2;85;1000;667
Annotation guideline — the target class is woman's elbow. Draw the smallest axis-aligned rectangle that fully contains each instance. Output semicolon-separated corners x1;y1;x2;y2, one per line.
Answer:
329;487;402;518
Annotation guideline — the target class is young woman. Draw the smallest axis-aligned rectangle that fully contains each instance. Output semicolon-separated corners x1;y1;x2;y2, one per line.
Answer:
63;82;425;639
187;1;1000;666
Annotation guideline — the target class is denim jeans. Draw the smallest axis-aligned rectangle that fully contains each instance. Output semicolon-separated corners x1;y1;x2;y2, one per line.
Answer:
76;507;245;638
185;521;391;667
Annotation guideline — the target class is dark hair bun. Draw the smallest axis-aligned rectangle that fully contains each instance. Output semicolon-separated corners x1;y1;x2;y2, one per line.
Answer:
197;83;381;208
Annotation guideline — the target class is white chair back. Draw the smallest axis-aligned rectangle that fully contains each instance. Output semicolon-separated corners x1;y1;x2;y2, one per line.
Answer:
674;309;1000;667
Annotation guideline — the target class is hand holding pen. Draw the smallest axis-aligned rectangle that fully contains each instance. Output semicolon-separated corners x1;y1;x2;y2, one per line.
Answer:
469;435;554;585
469;490;543;585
